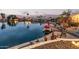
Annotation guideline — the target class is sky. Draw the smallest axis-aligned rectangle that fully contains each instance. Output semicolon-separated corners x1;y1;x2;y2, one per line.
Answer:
0;9;79;15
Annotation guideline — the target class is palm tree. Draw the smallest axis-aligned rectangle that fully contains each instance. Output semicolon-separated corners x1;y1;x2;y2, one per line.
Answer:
58;9;71;28
62;9;71;22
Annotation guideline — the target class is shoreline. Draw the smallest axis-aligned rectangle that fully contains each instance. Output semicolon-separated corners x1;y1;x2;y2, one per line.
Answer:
9;33;52;49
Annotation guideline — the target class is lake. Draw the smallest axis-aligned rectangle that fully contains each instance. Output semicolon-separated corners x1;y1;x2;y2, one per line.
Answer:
0;22;44;49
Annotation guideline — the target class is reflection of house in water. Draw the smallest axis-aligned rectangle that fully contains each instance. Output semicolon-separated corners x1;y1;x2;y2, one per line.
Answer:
7;15;19;26
24;17;32;25
9;18;18;24
24;17;32;28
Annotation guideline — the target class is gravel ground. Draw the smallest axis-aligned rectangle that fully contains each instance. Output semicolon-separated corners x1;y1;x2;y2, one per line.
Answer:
34;40;79;49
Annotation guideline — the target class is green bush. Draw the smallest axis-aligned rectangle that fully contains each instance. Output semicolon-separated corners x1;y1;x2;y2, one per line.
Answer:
68;22;79;27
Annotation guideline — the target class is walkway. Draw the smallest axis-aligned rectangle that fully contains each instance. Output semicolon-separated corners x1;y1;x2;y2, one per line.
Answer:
64;33;78;39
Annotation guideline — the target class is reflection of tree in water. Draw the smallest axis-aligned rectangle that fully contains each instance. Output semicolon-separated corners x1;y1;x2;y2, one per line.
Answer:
7;15;18;26
23;18;30;29
27;25;29;28
1;23;6;30
38;15;44;25
23;16;32;29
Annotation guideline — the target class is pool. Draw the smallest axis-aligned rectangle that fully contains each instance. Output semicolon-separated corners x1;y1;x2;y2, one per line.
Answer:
0;22;44;49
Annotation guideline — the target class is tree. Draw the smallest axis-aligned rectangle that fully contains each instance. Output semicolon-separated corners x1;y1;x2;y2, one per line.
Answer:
0;13;6;22
0;13;6;29
0;13;5;18
58;9;72;28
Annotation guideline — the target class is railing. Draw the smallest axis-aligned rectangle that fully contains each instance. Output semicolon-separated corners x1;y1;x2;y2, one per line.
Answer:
21;38;79;49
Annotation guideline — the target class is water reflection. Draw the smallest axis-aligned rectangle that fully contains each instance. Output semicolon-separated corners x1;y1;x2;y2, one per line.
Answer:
23;17;32;28
7;19;18;26
7;15;18;26
0;22;44;49
1;23;6;30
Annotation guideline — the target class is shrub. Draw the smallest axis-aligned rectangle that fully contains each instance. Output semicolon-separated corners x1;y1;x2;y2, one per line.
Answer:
68;22;79;27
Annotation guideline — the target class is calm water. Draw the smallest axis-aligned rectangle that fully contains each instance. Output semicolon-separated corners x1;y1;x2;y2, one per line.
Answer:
0;22;44;49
